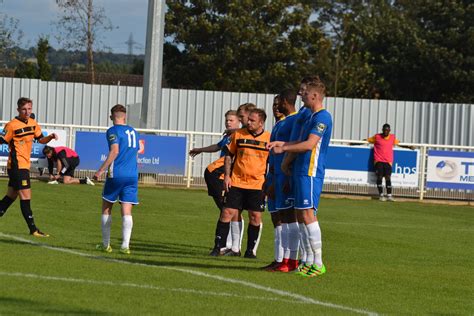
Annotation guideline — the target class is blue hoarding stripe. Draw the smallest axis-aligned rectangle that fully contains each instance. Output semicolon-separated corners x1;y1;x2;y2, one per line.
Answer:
428;150;474;158
426;181;474;190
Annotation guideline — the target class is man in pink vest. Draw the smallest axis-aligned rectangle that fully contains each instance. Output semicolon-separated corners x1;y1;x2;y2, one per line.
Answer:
366;124;413;201
42;146;95;185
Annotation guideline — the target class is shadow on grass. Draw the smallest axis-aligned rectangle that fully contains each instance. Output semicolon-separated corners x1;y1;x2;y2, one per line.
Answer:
0;297;107;315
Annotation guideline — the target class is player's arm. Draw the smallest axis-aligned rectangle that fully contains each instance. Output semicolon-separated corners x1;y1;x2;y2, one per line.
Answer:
0;123;13;144
56;151;69;177
394;138;415;150
223;154;233;192
94;144;119;180
268;134;321;154
37;133;58;144
47;158;55;177
189;144;220;157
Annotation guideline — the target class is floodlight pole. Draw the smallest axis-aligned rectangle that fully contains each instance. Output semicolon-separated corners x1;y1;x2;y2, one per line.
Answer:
141;0;166;129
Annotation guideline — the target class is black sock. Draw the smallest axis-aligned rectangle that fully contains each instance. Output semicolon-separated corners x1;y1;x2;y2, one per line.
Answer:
214;221;230;250
0;195;15;217
376;178;383;195
246;224;260;254
386;179;392;195
20;200;37;233
80;178;87;184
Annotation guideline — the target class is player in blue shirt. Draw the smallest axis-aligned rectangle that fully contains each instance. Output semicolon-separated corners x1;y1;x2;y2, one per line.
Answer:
268;77;332;278
94;104;139;255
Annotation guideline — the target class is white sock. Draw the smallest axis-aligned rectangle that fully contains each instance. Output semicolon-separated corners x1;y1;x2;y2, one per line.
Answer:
306;221;323;267
239;219;245;250
121;215;133;249
101;214;112;247
252;222;263;256
288;222;300;260
274;225;283;262
281;223;290;259
298;223;307;263
231;221;240;252
300;223;313;265
226;223;233;250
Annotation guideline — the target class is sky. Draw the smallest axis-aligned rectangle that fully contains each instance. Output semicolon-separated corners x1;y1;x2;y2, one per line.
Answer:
1;0;149;54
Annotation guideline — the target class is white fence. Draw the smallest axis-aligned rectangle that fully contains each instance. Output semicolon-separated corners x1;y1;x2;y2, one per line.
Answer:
1;77;473;146
1;121;472;202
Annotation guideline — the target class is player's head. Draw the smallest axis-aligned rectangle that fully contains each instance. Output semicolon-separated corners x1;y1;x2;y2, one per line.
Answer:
42;146;55;159
382;123;391;136
17;97;33;120
278;89;297;115
247;108;266;133
224;110;240;130
301;77;326;106
237;103;256;127
272;95;283;121
299;76;320;97
110;104;127;123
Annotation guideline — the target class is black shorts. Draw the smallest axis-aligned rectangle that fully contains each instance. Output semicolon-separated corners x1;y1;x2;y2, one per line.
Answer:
204;169;224;198
62;157;80;177
8;169;31;190
375;162;392;178
224;186;265;212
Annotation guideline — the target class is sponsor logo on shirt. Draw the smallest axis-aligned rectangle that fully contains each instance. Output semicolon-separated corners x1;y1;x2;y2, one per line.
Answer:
316;123;326;133
108;134;117;142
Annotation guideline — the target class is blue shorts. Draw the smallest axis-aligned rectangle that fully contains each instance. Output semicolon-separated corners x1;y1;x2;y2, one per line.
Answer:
103;177;139;204
293;175;323;212
275;173;293;210
267;197;276;213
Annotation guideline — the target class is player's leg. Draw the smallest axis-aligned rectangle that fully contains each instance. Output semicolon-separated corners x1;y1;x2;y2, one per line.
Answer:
0;186;18;217
227;211;242;255
62;175;80;184
118;178;138;254
97;178;119;252
243;189;265;258
385;163;395;201
277;207;299;272
375;162;385;201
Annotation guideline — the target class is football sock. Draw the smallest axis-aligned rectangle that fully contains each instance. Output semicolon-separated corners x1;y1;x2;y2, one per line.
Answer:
306;221;323;267
0;195;15;217
386;179;392;195
300;223;313;265
298;222;307;263
288;222;300;260
246;224;261;255
101;214;112;247
121;215;133;249
239;219;245;250
19;200;37;233
214;220;230;250
281;223;290;259
376;178;383;195
79;178;87;184
230;221;240;252
274;225;283;262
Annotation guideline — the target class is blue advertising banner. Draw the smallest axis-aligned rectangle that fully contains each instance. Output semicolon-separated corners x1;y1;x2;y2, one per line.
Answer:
426;150;474;190
324;145;419;187
75;131;187;175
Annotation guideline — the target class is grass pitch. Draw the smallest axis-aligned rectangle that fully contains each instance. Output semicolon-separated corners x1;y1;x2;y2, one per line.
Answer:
0;179;472;315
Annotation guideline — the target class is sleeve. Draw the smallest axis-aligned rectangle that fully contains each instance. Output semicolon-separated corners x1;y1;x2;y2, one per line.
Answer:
310;114;330;138
226;132;238;156
57;150;69;174
289;118;302;142
106;128;119;147
1;123;13;143
34;121;43;139
367;135;376;144
394;137;400;145
216;135;229;149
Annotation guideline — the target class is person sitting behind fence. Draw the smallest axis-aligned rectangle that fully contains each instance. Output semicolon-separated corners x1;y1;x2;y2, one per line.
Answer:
42;146;94;185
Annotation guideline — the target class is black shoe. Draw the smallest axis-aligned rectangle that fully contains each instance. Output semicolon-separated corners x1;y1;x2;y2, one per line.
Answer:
244;251;257;259
222;248;241;257
209;248;221;256
261;261;279;270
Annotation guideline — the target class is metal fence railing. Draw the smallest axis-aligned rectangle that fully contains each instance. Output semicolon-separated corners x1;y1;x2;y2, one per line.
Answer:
1;121;473;202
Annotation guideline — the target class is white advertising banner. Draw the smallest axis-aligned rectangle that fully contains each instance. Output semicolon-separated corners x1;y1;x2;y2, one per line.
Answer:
426;150;474;190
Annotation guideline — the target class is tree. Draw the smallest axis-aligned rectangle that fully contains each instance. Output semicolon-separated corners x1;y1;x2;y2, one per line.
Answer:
165;0;331;93
15;61;37;78
36;37;52;81
54;0;114;84
0;13;24;67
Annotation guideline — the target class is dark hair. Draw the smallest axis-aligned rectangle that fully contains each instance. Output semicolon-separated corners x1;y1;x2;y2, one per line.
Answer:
279;89;297;106
42;145;54;156
17;97;32;108
110;104;127;115
382;123;391;129
250;108;267;122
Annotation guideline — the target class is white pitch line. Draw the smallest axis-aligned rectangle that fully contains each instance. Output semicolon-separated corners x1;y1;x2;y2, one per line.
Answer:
0;271;303;305
0;232;378;316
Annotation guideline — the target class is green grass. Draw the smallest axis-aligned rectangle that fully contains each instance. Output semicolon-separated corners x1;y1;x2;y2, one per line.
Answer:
0;179;472;315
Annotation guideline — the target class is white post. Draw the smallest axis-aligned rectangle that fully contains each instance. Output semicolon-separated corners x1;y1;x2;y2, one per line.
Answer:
68;126;74;149
185;133;194;188
419;145;427;200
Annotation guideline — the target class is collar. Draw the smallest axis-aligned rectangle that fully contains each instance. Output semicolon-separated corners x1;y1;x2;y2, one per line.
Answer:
247;128;265;138
15;116;29;124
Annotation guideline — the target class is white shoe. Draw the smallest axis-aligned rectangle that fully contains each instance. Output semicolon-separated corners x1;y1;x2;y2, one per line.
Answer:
48;180;59;184
86;177;95;186
387;195;395;202
379;195;386;201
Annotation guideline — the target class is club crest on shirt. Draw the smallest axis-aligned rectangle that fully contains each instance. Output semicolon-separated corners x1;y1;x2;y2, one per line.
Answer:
108;134;117;142
316;123;326;133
